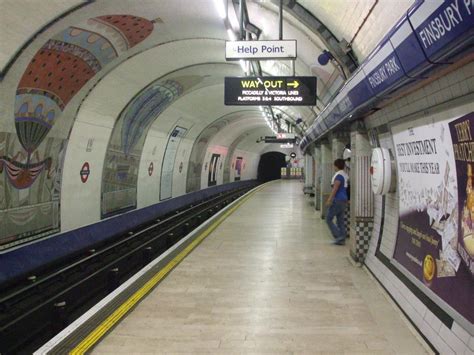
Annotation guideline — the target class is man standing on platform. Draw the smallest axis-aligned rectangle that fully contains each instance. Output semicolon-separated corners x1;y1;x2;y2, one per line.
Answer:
325;159;349;245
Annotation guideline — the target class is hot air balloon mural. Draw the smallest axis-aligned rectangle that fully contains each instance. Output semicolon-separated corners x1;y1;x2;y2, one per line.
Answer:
101;75;205;218
101;79;184;217
121;80;183;157
1;15;154;189
0;15;155;249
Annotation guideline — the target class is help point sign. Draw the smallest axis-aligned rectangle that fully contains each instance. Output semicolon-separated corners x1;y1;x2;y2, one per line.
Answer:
225;40;296;60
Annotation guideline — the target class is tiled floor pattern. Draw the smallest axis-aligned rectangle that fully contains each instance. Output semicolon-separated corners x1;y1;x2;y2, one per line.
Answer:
93;181;430;354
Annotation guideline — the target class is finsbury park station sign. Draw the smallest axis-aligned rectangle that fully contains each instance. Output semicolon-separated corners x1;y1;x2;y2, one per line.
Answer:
224;40;316;106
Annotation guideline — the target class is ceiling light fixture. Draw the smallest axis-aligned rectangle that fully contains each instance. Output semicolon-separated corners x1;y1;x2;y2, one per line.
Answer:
227;29;236;41
239;59;247;73
213;0;226;19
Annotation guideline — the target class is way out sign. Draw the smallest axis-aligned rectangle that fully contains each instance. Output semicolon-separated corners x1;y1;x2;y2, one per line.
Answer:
225;76;317;106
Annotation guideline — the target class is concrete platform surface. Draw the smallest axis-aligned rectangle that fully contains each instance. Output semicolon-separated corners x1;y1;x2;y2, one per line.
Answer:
93;180;430;354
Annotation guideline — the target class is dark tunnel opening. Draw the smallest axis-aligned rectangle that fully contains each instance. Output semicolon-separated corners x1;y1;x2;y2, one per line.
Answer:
257;151;286;182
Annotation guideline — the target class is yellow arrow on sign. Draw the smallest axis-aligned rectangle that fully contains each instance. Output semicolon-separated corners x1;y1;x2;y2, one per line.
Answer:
287;80;299;88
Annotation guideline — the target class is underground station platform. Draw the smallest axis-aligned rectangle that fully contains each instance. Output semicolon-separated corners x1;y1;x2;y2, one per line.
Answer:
29;181;430;354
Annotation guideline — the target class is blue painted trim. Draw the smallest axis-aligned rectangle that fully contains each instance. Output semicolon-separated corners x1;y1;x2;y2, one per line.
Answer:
301;0;474;151
0;180;258;285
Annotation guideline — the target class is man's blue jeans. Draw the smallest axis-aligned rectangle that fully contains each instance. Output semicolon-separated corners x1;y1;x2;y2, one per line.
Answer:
326;200;347;243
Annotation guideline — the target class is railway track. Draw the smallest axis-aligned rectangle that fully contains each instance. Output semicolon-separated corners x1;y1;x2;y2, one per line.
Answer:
0;184;257;354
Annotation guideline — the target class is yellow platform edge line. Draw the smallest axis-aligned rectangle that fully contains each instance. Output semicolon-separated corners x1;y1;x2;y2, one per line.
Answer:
68;183;267;355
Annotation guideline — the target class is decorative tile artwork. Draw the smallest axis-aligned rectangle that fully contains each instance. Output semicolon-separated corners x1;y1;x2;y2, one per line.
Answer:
0;15;155;249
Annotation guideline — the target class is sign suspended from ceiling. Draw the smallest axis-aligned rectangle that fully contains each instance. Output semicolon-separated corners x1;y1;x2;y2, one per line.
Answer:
225;40;297;60
276;133;295;139
264;133;296;144
225;76;317;106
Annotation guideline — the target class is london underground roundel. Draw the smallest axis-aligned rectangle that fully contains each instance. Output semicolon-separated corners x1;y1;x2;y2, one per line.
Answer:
80;162;90;183
370;148;391;195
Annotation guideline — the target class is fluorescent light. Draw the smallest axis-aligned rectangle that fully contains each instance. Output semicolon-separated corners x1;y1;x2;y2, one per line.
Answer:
227;29;236;41
239;59;247;73
213;0;226;19
228;6;240;30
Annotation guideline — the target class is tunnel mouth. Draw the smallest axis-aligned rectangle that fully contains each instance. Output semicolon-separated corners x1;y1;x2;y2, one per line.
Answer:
257;151;286;182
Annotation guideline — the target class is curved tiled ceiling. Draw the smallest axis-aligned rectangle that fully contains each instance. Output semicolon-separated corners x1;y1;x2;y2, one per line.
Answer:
243;1;345;107
185;112;268;192
298;0;414;61
0;0;415;248
0;0;356;127
0;0;85;73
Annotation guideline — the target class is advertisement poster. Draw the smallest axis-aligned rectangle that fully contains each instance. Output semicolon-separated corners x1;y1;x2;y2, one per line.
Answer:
392;113;473;323
208;153;220;187
449;113;474;276
234;157;243;181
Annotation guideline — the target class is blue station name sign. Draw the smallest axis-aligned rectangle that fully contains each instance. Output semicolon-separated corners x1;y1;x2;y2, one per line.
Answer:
224;76;317;106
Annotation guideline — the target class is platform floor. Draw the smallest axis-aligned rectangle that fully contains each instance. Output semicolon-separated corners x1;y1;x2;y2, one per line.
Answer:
93;180;430;354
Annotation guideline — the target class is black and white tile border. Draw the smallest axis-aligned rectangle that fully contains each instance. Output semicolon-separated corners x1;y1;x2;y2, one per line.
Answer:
354;220;374;262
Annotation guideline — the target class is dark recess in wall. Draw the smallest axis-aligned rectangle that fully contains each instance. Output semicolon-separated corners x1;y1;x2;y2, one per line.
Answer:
258;152;286;182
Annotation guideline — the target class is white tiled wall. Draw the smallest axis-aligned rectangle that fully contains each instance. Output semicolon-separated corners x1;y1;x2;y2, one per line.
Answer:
352;0;413;61
0;0;83;72
320;143;333;217
331;137;347;160
366;61;474;129
364;61;474;353
376;133;399;259
298;0;413;62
